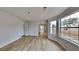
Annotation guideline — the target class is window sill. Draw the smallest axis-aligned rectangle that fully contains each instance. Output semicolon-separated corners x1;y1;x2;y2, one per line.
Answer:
59;36;79;47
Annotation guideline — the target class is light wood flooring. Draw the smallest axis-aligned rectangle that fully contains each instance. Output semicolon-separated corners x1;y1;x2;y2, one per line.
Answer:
0;36;65;51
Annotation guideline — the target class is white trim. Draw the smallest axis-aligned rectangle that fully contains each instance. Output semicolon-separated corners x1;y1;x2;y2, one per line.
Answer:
0;36;22;48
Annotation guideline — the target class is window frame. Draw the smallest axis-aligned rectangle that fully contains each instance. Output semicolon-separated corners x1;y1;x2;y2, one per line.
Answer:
58;11;79;44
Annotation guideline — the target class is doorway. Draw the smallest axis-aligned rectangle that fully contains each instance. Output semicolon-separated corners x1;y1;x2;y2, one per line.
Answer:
39;24;46;37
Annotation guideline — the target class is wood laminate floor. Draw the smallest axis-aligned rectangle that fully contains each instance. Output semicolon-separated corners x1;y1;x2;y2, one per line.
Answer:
0;36;65;51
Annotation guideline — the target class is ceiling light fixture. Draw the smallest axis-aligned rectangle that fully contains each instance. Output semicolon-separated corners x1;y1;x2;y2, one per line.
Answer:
43;7;47;10
25;9;31;15
28;11;30;14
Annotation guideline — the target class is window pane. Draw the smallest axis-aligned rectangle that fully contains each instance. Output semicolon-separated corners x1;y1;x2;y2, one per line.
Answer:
61;18;70;39
59;11;79;43
69;13;79;43
50;21;56;35
69;27;78;43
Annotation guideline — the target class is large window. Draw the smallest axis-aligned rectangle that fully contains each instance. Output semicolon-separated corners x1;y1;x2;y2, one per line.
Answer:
59;12;79;43
50;21;56;35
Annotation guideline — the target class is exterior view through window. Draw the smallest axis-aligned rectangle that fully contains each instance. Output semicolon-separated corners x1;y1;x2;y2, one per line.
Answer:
50;21;56;35
59;12;79;43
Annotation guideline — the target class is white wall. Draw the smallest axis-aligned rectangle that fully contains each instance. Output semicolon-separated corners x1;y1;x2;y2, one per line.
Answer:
25;21;46;36
0;10;24;48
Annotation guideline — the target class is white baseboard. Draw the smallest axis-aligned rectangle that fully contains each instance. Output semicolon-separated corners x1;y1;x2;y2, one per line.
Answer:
0;36;22;48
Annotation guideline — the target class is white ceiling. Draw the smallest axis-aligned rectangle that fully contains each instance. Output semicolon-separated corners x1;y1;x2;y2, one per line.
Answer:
0;7;68;21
